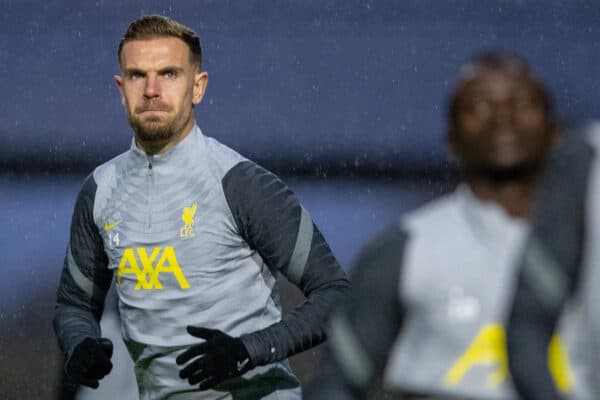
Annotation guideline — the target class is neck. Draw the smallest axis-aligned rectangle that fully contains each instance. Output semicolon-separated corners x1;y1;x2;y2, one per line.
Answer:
465;169;543;219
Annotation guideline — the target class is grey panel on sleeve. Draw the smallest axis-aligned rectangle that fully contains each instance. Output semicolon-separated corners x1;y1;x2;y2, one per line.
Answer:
306;225;408;398
222;161;350;366
54;173;112;356
286;206;313;285
222;161;300;274
66;244;107;304
519;235;569;311
327;312;374;389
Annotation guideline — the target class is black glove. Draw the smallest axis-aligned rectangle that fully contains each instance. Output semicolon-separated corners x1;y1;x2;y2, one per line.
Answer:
176;326;253;390
65;337;113;389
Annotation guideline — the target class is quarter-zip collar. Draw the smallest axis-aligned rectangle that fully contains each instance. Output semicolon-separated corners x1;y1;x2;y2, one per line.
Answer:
128;124;204;169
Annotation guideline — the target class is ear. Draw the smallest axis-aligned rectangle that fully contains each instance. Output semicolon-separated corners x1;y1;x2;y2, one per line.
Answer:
114;75;125;105
192;72;208;105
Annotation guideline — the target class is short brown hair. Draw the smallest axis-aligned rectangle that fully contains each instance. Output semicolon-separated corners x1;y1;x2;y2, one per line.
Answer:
118;15;202;70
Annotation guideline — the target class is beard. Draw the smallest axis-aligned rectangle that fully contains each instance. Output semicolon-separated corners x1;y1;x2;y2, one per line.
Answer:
127;101;191;145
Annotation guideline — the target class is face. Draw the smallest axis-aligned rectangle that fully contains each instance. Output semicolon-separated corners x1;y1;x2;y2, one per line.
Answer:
449;69;556;178
115;37;207;152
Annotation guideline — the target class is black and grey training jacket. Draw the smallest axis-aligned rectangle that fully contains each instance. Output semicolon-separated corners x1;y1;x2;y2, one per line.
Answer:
53;124;349;374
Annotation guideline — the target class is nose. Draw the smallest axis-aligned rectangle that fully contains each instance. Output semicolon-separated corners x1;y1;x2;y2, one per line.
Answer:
143;74;161;99
490;100;514;126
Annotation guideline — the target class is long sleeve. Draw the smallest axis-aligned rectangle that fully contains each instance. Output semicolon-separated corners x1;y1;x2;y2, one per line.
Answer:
53;173;113;359
507;135;595;400
221;161;350;366
305;226;408;400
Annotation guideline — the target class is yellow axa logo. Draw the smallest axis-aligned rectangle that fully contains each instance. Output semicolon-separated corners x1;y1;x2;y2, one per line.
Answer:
444;323;574;392
117;246;190;290
180;203;198;238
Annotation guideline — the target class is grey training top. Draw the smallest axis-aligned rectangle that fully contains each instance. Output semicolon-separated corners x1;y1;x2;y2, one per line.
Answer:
306;186;591;400
53;124;349;377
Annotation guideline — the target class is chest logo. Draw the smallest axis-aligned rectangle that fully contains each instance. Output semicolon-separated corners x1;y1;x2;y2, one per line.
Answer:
180;203;198;238
117;246;190;290
104;220;122;231
444;323;574;392
104;220;122;248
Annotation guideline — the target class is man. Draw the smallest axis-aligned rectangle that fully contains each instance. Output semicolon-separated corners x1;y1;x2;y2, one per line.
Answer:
305;52;591;399
507;122;600;399
53;15;349;400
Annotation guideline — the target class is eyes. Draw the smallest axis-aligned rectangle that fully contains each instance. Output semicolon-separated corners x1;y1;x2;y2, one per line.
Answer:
128;71;145;80
162;69;178;79
126;69;180;80
468;99;492;118
462;95;542;118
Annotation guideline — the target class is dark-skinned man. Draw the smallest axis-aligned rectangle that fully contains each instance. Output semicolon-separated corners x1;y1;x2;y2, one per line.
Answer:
305;52;592;400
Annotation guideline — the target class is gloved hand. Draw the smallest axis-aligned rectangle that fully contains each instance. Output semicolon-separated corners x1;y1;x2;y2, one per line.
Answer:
176;326;253;390
65;337;113;389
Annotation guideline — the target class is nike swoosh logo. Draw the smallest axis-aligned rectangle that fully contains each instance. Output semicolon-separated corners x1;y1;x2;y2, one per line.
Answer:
236;358;250;372
104;221;122;231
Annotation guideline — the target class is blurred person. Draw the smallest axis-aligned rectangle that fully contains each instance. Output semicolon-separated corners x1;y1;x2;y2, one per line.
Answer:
507;122;600;400
305;52;592;399
53;15;349;400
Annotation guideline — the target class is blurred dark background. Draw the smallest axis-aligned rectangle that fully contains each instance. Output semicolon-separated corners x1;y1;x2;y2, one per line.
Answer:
1;1;599;398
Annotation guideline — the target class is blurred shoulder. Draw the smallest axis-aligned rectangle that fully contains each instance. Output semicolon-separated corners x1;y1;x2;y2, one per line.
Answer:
401;192;462;235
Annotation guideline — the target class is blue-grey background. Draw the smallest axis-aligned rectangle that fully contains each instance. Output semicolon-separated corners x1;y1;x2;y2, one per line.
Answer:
1;1;598;398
